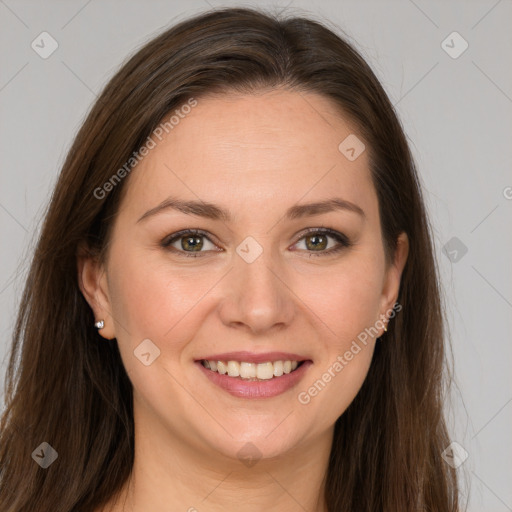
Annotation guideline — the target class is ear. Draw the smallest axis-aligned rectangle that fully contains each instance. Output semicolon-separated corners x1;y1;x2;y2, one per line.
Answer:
77;244;116;340
378;231;409;333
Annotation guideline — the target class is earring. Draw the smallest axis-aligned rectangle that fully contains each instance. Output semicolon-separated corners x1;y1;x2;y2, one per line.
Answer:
383;322;388;332
94;320;105;329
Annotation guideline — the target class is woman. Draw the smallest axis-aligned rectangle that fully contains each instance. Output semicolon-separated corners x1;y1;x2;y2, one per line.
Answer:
0;6;460;511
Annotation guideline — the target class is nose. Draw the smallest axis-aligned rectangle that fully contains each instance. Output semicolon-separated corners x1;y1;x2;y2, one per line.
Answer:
218;244;296;335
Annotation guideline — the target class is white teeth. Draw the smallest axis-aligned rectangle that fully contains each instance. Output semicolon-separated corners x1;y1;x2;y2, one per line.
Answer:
227;361;240;377
256;362;274;380
240;362;257;379
273;360;284;377
201;359;303;380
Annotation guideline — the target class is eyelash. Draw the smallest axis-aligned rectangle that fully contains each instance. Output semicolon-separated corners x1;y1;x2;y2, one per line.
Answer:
161;227;352;258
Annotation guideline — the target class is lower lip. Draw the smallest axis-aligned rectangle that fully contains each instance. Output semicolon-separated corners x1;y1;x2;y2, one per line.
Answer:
195;360;313;399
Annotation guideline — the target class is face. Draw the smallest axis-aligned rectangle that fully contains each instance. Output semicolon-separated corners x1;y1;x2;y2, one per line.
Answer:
80;89;408;465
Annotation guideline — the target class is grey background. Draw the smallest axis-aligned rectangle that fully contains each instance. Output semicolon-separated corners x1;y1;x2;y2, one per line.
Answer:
1;0;511;510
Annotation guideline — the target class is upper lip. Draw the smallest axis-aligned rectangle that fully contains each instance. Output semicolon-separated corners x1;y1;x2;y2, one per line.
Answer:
195;351;311;364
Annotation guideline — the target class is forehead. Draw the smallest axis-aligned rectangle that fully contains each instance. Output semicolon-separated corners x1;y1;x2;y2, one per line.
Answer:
120;89;377;222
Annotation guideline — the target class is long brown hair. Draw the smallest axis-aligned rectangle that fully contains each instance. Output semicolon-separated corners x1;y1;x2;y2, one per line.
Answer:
0;6;459;511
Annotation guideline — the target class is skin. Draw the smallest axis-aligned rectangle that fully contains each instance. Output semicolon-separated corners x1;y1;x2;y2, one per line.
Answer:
79;89;408;512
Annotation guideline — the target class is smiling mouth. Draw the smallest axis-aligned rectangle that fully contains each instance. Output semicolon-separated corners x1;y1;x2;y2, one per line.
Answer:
199;359;306;380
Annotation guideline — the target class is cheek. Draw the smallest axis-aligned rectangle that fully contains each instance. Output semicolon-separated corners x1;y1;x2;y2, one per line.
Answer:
106;248;214;407
106;246;187;339
292;255;382;409
293;257;384;346
298;273;380;422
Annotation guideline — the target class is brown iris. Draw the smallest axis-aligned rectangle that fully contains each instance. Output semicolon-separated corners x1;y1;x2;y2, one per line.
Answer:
181;235;204;252
305;233;328;251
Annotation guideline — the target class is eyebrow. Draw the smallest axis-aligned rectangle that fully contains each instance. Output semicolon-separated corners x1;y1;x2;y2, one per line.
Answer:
137;196;366;223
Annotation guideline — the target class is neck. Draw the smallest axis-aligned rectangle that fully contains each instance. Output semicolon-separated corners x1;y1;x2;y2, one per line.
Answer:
104;413;333;512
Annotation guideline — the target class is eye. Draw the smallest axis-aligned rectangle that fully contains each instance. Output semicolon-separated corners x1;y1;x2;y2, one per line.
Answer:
161;227;352;258
161;229;220;258
291;228;352;257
